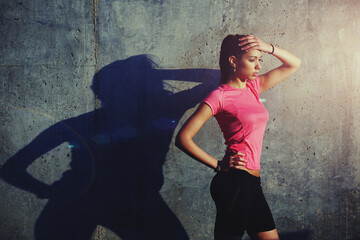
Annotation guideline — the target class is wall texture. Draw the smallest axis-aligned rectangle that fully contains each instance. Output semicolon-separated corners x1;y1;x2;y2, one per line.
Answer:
1;0;359;239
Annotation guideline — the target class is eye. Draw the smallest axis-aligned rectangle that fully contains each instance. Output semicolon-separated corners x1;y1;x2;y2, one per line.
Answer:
259;58;263;62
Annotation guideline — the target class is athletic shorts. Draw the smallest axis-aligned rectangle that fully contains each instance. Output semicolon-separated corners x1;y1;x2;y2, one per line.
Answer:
210;169;276;238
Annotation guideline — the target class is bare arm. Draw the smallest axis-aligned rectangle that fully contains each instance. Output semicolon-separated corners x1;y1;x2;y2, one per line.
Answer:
239;35;301;93
259;45;301;93
175;103;218;169
175;103;246;171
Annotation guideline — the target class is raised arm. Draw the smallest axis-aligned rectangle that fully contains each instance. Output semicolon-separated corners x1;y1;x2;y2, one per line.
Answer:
239;34;301;93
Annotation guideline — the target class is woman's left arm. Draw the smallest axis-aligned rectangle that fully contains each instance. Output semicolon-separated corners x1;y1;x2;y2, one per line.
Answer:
239;35;302;93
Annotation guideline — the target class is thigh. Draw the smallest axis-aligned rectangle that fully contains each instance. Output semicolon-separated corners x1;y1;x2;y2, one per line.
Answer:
246;185;276;235
251;229;279;240
211;171;251;237
214;232;243;240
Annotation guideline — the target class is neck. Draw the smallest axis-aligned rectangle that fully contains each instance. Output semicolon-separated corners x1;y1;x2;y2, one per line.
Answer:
224;74;247;89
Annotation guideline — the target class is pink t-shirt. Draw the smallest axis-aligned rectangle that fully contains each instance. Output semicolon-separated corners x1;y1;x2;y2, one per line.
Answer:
202;76;269;170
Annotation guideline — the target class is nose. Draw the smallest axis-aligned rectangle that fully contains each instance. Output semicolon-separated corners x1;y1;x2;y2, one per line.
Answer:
255;61;261;70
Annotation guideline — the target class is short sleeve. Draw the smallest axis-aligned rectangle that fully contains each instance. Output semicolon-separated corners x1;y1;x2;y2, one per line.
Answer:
247;76;261;95
201;88;223;116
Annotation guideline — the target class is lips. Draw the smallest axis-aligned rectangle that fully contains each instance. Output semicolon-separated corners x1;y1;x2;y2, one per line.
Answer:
252;72;258;76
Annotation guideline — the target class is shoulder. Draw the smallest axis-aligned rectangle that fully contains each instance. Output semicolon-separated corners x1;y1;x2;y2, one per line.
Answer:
205;85;224;98
247;76;261;95
201;85;225;116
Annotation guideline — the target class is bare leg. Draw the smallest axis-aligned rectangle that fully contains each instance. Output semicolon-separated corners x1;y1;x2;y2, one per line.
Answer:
249;228;280;240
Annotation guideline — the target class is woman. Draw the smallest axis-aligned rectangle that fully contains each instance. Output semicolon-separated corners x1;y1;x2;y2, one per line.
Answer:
175;34;301;239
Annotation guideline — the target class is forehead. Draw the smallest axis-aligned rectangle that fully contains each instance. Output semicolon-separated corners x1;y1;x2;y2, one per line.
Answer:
243;50;262;58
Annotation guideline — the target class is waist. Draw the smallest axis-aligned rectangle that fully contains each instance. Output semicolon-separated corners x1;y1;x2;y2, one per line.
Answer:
226;146;261;171
242;168;260;177
218;168;261;183
222;151;261;177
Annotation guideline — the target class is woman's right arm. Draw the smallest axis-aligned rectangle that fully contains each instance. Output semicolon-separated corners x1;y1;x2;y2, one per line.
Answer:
175;103;247;171
175;103;219;170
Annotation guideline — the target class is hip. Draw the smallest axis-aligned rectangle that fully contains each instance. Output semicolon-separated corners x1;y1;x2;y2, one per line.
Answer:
210;169;262;203
223;150;260;177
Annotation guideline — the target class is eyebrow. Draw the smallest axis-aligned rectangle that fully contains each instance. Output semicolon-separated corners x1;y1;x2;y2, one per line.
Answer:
248;56;262;58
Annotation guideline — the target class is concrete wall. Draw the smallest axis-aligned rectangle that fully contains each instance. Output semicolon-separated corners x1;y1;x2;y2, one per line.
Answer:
1;0;359;239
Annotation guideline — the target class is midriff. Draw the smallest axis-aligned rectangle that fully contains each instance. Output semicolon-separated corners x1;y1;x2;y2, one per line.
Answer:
242;168;260;177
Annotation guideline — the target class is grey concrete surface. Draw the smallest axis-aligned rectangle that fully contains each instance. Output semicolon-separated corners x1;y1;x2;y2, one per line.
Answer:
1;0;359;239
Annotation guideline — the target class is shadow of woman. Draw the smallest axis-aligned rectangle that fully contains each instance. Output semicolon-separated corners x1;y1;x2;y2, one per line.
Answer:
0;55;219;240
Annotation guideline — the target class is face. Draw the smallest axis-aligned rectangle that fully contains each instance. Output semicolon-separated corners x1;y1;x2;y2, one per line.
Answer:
233;50;262;81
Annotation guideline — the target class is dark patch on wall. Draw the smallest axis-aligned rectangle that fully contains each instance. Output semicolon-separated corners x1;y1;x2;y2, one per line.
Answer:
0;55;219;239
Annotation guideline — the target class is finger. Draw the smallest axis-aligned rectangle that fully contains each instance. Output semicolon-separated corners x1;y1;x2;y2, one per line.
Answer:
230;154;246;161
231;159;246;166
241;43;258;51
235;160;247;166
241;42;259;51
234;165;247;170
238;35;256;42
230;151;245;156
238;36;248;41
238;34;254;41
232;157;247;162
231;162;246;168
242;46;259;52
238;38;256;47
229;156;243;162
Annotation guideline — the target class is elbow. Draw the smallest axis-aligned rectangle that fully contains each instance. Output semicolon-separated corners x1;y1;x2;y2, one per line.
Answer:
293;58;301;70
175;132;184;149
295;59;301;70
175;134;181;149
286;59;301;74
175;130;191;150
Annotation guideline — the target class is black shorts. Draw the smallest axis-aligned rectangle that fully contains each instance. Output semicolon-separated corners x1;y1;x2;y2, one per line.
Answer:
210;169;276;238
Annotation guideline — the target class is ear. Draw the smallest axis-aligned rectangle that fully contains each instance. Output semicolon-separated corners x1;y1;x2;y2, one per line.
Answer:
228;56;237;68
